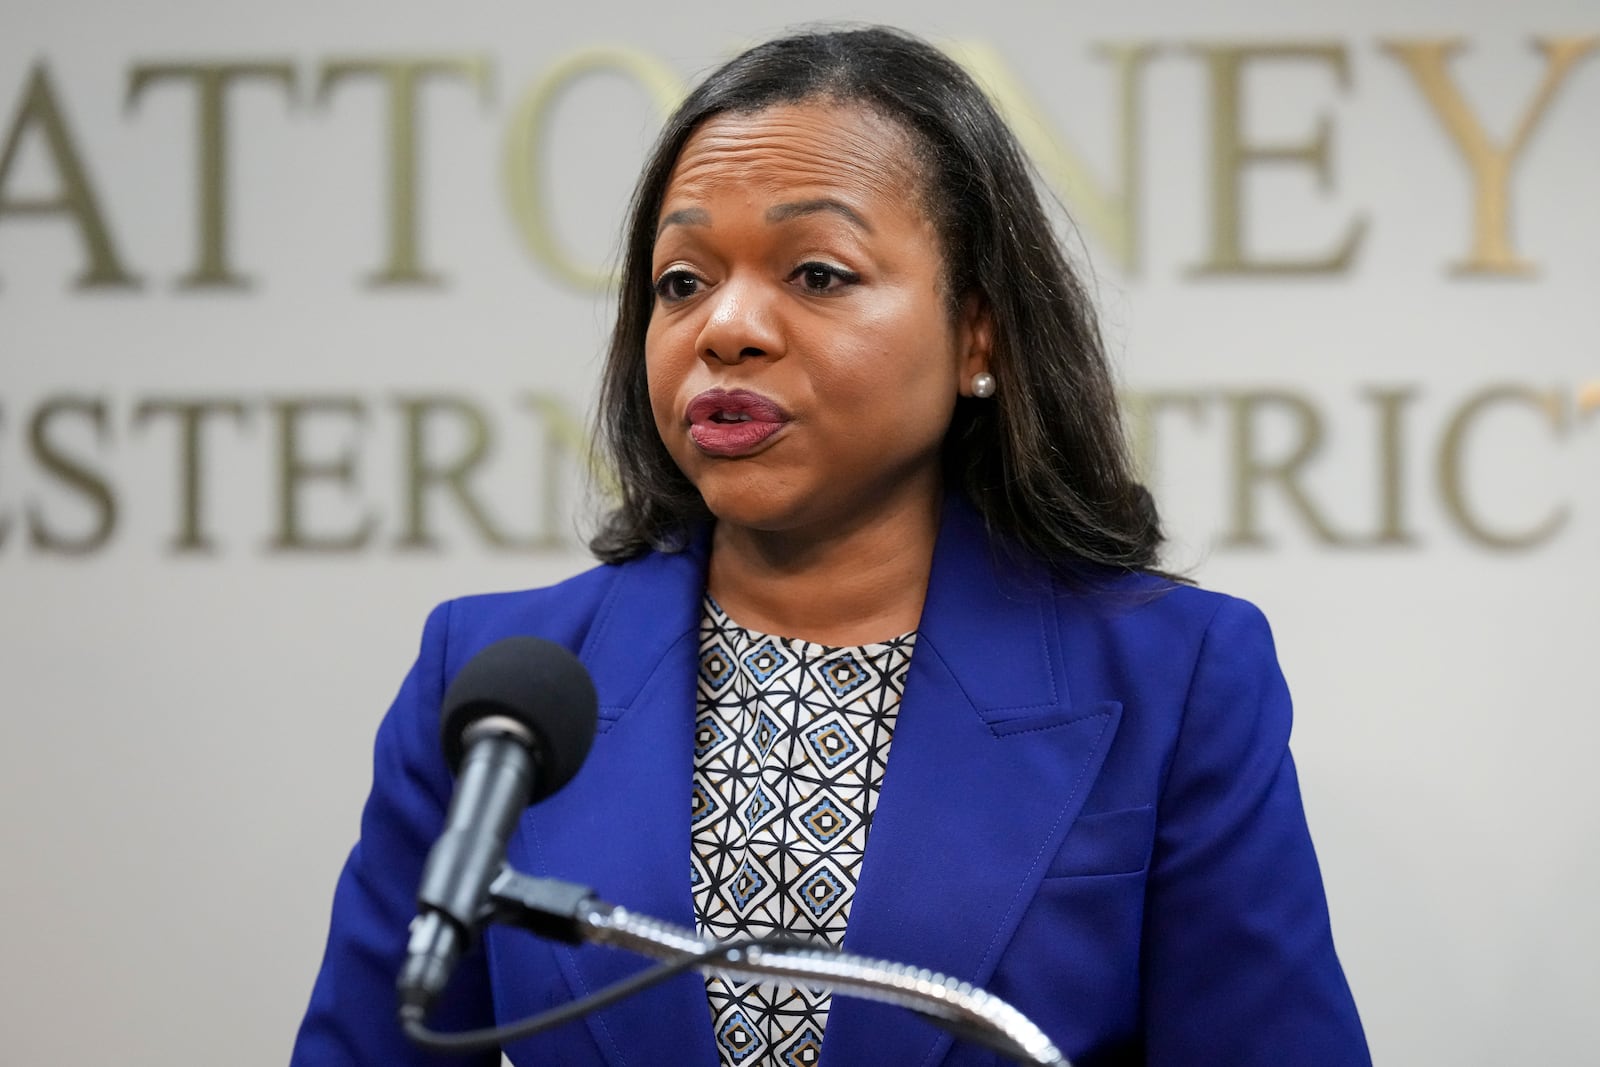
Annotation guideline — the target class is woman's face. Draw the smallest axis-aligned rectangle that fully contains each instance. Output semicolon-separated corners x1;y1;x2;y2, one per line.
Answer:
645;101;991;539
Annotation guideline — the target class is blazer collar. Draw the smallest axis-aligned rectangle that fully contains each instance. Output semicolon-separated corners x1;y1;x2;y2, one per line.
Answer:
523;497;1120;1067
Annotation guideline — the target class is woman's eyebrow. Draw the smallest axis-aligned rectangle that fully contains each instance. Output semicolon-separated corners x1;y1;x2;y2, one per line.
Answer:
766;198;872;233
656;207;711;237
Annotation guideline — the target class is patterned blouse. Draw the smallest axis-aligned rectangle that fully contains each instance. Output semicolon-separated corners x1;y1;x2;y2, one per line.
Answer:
691;595;917;1067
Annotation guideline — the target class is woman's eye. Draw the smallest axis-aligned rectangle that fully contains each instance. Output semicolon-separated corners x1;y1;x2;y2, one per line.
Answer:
792;262;859;293
653;270;702;303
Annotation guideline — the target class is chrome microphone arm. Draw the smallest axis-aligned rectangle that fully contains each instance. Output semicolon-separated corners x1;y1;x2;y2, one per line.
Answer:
486;868;1069;1066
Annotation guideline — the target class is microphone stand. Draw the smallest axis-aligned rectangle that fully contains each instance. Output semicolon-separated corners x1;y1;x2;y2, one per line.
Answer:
473;866;1070;1067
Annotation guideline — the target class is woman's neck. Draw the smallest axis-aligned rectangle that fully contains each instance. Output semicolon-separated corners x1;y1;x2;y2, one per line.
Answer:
706;489;942;646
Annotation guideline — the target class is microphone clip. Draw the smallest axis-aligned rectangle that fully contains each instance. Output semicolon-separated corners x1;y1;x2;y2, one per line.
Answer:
483;867;600;946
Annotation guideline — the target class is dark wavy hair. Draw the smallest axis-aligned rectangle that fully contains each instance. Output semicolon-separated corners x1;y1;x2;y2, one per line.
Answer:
589;25;1167;578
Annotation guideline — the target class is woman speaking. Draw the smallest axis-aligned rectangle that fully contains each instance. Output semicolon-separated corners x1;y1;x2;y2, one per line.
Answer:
293;25;1370;1066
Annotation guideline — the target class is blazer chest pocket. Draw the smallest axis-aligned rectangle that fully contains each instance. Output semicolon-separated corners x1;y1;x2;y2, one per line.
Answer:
1043;805;1156;879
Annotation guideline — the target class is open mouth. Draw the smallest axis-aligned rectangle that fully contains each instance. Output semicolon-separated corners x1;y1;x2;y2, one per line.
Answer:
686;388;789;427
685;389;790;456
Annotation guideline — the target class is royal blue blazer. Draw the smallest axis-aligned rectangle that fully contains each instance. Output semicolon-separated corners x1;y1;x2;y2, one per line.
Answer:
293;498;1370;1066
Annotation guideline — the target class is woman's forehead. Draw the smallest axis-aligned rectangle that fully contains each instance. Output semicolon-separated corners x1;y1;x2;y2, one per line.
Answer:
660;102;924;216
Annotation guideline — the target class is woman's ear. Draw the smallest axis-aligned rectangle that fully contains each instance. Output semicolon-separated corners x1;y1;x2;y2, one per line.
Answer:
957;293;995;396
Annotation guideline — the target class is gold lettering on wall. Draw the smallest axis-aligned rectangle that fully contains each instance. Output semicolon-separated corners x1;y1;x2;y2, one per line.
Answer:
396;394;527;549
1382;37;1600;276
0;63;141;289
316;57;492;287
267;397;375;551
1365;387;1418;545
503;47;683;292
522;391;604;548
132;398;250;553
125;61;297;289
1437;385;1568;548
1222;389;1354;546
27;396;117;554
1187;43;1367;276
946;41;1156;276
0;383;1592;558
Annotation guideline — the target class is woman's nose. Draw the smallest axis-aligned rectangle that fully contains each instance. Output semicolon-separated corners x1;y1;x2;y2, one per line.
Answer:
696;276;783;365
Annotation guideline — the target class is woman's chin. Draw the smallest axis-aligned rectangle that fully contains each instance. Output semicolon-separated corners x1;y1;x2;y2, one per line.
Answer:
703;499;806;536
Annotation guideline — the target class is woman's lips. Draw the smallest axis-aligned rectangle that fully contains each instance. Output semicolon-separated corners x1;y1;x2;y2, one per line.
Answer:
685;388;790;457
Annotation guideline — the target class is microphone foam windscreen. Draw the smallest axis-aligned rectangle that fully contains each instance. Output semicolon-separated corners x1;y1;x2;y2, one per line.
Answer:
439;636;599;801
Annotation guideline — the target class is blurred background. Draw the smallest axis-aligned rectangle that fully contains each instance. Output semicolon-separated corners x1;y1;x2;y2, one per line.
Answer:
2;0;1596;1062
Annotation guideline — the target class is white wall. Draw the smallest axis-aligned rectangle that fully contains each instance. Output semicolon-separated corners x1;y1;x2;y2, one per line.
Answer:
2;1;1596;1062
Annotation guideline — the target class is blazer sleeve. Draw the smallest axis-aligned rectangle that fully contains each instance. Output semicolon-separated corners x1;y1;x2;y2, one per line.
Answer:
291;602;498;1067
1140;597;1371;1065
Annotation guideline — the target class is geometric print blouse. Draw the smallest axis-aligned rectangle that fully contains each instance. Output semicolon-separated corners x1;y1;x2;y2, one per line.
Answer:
691;595;916;1067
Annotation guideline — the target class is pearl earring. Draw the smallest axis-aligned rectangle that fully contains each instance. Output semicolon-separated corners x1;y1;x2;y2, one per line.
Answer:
970;372;996;399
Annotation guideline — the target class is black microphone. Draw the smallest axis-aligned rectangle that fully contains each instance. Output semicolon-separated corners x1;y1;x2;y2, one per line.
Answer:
397;636;598;1017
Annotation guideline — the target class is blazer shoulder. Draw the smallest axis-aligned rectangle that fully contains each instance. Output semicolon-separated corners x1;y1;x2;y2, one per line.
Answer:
422;559;628;679
1057;570;1268;637
1044;571;1283;716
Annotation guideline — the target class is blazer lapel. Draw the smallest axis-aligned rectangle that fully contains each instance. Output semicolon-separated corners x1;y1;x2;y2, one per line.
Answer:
822;500;1122;1067
513;538;720;1067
